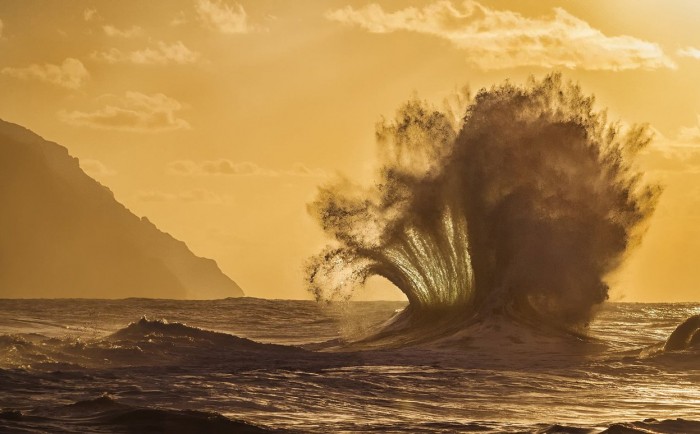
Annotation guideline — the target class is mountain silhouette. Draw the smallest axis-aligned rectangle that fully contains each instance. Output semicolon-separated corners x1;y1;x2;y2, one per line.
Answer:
0;119;243;299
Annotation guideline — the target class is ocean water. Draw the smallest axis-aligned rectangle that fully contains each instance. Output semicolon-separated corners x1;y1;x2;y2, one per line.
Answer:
0;298;698;433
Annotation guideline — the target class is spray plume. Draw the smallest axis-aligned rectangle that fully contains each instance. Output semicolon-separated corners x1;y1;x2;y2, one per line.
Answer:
306;74;659;330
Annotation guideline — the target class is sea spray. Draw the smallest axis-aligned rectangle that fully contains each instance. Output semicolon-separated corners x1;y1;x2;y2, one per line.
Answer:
305;74;659;330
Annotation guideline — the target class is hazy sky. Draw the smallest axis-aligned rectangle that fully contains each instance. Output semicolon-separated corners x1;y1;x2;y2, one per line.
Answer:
1;0;700;301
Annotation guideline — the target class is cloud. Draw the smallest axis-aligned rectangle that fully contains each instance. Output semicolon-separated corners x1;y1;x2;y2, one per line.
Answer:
93;41;199;65
167;160;327;177
1;58;89;89
640;122;700;175
643;147;700;176
79;159;117;177
60;92;190;132
171;11;188;27
287;162;328;177
196;0;256;34
103;25;143;38
326;1;675;71
677;116;700;144
678;46;700;60
168;160;277;176
83;8;99;22
136;188;223;203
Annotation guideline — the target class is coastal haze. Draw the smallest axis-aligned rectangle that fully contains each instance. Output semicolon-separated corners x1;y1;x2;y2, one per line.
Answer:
1;1;700;301
0;119;243;299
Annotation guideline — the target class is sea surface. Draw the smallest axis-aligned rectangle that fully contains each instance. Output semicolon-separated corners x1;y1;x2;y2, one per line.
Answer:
0;298;698;433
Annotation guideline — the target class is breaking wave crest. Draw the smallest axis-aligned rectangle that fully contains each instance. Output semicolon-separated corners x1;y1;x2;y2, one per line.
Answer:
306;74;659;332
664;314;700;352
0;317;309;370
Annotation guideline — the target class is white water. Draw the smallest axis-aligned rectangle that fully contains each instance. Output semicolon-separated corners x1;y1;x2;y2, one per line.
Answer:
0;298;699;433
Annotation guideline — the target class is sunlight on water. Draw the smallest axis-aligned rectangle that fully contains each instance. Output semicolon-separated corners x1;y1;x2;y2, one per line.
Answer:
1;299;698;433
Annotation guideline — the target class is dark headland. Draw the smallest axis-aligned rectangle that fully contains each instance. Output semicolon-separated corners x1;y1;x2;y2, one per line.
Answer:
0;119;243;299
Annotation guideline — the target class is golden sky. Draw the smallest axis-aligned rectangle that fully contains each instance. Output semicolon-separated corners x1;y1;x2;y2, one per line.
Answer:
1;0;700;301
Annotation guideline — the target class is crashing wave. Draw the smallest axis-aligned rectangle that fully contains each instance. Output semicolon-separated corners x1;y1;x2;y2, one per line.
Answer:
306;74;659;337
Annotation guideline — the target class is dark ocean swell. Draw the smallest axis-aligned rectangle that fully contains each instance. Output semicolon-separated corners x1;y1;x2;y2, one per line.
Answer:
0;394;276;434
0;299;699;433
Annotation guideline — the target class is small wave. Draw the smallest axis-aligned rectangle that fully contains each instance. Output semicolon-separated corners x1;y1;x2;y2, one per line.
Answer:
536;424;592;434
0;317;358;371
630;315;700;367
109;316;266;348
106;317;307;362
328;420;495;432
0;334;32;347
0;394;277;433
600;418;700;434
663;314;700;352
